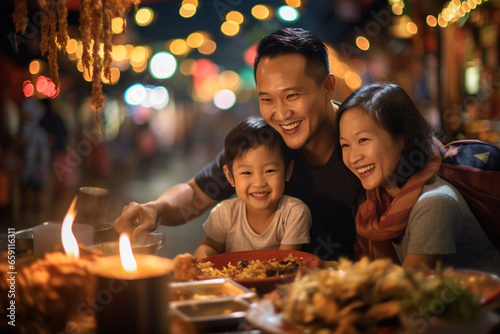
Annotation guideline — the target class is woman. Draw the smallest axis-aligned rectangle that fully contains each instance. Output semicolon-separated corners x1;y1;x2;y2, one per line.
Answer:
335;82;500;274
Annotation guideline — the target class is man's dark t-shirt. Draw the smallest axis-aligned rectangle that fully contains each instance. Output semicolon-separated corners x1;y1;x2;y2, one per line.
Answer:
194;147;362;261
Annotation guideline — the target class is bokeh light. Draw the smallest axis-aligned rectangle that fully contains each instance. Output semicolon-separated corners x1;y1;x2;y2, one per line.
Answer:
180;3;196;18
243;43;258;67
221;21;240;36
149;86;170;110
345;71;362;90
286;0;301;7
213;89;236;110
356;36;370;51
101;67;120;85
169;39;189;55
187;32;204;48
23;80;34;97
277;5;299;22
135;7;154;26
66;39;78;54
218;70;241;91
130;46;148;66
29;60;41;74
226;11;244;24
180;58;196;76
112;45;128;62
150;52;177;79
124;83;147;106
198;40;216;55
36;76;48;93
112;17;125;34
252;5;271;20
426;15;437;27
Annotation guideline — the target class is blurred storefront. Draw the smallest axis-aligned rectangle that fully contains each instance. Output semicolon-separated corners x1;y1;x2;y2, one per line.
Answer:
404;0;500;144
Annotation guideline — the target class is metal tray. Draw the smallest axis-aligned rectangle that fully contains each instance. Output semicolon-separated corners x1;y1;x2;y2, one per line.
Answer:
169;278;256;304
170;297;250;329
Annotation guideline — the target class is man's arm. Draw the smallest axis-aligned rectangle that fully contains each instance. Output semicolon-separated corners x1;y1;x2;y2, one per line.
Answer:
113;178;217;240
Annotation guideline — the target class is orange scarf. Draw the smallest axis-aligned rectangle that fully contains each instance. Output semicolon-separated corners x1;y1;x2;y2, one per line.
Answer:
355;148;442;263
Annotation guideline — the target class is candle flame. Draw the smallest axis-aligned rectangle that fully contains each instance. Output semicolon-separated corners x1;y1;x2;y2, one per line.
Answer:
61;197;79;258
119;234;137;272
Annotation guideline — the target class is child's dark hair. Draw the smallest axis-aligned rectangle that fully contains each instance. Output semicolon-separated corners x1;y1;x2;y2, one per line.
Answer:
224;116;291;175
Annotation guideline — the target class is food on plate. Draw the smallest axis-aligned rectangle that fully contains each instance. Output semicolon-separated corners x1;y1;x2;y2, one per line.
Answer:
172;253;198;282
270;257;490;334
272;257;413;333
198;253;301;279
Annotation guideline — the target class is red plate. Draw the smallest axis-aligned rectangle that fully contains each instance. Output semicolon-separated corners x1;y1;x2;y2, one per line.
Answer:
197;250;321;294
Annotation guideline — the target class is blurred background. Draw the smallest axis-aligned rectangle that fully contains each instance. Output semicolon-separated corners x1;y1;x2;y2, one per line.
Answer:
1;0;499;257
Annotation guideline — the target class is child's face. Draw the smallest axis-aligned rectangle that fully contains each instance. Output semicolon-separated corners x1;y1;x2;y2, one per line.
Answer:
223;145;292;213
339;107;404;198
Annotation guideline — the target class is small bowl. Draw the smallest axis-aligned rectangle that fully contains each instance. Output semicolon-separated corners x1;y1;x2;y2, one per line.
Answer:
170;297;250;330
93;222;119;244
170;278;256;304
90;232;165;255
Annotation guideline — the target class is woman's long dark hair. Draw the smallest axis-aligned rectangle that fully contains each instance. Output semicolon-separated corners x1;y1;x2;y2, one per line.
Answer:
334;83;436;188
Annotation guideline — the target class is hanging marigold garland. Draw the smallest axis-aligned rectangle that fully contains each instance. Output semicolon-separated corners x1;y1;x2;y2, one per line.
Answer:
12;0;140;134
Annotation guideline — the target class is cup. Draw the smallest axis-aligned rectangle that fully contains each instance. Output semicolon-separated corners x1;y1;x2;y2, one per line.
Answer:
75;187;110;228
32;223;94;256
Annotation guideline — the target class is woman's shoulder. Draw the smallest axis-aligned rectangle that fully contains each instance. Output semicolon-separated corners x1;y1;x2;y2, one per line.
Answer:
420;175;462;199
414;176;472;216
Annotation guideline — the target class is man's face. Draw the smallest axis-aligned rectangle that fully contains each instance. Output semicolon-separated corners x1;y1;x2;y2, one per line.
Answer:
256;54;333;151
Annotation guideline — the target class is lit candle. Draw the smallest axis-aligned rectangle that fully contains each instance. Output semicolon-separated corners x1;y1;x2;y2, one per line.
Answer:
32;198;93;257
91;234;173;334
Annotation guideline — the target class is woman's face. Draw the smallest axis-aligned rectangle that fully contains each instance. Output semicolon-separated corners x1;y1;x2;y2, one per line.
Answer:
339;107;404;197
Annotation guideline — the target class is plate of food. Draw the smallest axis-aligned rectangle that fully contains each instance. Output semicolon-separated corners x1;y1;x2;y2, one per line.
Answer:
196;250;321;294
245;258;500;334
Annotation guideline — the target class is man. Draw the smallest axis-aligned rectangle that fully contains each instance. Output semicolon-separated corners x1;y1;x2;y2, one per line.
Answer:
114;28;362;260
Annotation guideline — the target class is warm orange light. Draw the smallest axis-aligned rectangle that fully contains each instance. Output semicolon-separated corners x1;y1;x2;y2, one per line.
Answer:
61;198;79;258
119;234;137;272
355;36;370;51
180;4;197;18
252;5;271;20
221;21;240;36
29;60;40;74
112;17;126;34
135;7;154;26
198;40;216;55
226;11;244;24
187;32;204;48
169;39;189;55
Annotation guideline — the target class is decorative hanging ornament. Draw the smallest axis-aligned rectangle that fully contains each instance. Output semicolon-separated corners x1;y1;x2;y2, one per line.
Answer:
12;0;140;134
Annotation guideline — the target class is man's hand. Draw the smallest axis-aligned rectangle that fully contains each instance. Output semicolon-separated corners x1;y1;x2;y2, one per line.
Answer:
113;202;157;241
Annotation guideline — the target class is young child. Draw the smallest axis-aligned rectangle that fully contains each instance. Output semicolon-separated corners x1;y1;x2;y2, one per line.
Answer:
194;116;312;259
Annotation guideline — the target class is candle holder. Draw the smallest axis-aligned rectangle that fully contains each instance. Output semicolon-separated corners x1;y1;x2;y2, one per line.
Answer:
91;255;173;334
32;222;94;256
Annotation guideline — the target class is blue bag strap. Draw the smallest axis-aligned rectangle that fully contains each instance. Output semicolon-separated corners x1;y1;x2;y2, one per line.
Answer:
440;140;500;171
